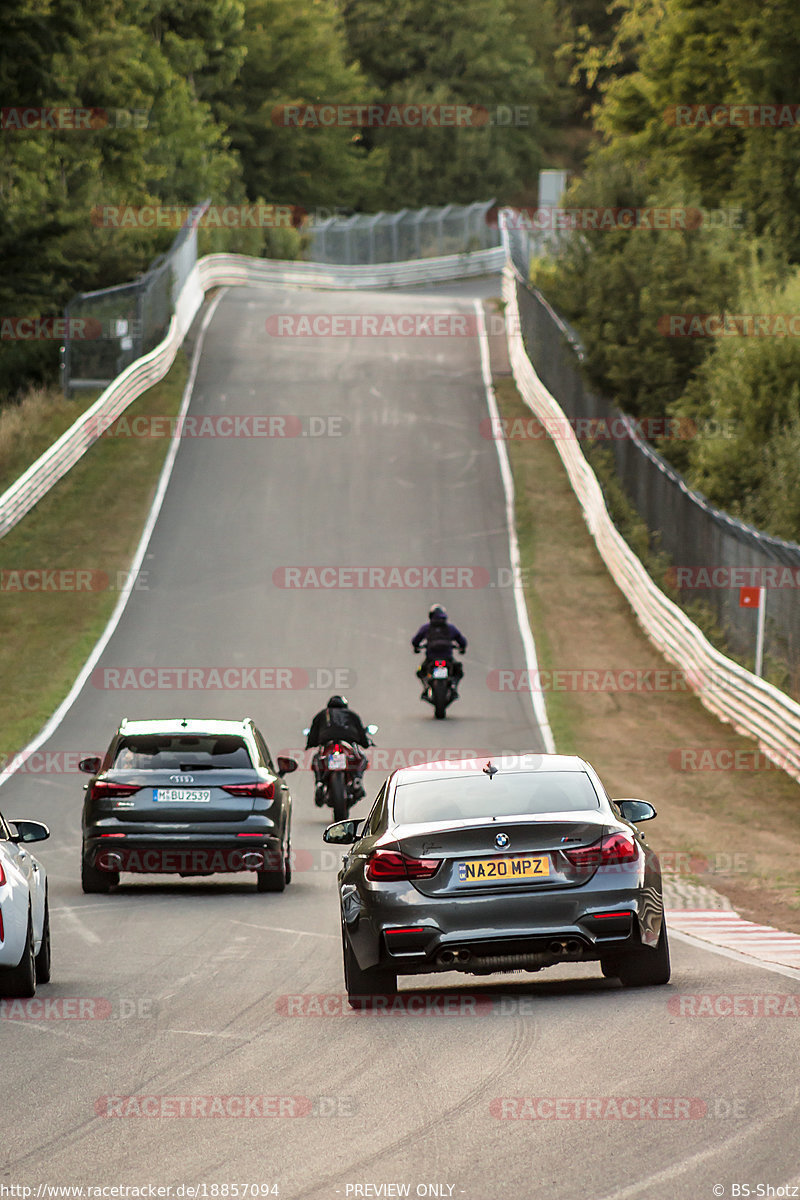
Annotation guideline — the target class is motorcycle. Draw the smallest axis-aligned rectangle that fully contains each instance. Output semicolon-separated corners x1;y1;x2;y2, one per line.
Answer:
303;724;378;821
418;655;462;719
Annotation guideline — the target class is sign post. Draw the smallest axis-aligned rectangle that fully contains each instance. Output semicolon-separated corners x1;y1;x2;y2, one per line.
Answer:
739;586;766;676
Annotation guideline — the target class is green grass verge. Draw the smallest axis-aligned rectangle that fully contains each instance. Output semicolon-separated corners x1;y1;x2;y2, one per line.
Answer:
0;353;188;763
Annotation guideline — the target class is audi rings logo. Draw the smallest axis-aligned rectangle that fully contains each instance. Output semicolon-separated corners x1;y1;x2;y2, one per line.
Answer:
169;774;195;783
495;833;510;849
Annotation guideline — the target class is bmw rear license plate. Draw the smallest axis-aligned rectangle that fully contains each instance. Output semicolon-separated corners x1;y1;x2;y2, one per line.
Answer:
153;788;211;803
328;753;347;769
432;666;448;678
457;855;550;883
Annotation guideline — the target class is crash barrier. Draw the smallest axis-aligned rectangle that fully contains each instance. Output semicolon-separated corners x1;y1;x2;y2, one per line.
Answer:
500;258;800;782
503;214;800;687
62;201;210;395
0;245;505;539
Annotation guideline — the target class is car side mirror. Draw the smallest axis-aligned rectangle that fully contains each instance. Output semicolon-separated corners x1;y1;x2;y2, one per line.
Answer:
615;799;656;823
10;820;50;844
79;756;102;775
276;756;298;776
323;819;364;845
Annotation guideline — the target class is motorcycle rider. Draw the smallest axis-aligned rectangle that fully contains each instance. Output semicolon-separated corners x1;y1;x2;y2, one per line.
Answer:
411;605;467;695
305;695;371;806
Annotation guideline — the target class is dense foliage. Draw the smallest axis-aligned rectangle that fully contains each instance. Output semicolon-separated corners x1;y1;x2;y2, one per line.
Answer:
0;0;576;403
541;0;800;540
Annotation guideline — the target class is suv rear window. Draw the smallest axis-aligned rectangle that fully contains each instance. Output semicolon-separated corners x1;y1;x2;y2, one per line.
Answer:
112;735;253;771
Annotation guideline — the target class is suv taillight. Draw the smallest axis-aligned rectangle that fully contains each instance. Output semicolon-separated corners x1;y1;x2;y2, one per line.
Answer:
365;849;441;881
563;832;639;870
221;782;275;800
0;863;6;886
91;781;140;799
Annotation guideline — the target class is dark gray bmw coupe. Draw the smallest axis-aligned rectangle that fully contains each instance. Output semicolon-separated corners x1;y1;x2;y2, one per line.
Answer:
323;754;669;1004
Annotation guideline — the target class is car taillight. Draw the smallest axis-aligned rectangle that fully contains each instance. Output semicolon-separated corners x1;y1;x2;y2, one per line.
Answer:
221;782;275;800
0;907;4;941
365;849;442;881
0;863;5;886
563;832;639;870
91;781;140;799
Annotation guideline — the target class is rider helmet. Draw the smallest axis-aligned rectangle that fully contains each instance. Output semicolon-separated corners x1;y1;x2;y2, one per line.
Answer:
429;604;448;623
327;695;348;708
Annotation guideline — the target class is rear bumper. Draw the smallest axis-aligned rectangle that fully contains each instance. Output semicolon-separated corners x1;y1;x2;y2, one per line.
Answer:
343;876;663;973
83;832;283;875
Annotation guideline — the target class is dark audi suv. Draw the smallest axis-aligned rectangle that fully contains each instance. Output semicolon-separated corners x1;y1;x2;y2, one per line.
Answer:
81;717;296;893
324;754;669;1003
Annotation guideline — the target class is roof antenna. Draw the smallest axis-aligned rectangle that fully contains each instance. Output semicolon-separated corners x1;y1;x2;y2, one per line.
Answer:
483;761;498;780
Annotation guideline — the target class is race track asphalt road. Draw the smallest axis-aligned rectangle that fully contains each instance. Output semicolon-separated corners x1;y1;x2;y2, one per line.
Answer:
1;279;798;1200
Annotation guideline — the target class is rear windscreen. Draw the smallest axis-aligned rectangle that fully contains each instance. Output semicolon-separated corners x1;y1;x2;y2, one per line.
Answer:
393;771;602;825
112;735;253;771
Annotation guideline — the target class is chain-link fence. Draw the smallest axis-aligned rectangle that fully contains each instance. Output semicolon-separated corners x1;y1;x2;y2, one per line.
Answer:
513;275;800;689
61;201;209;394
307;201;500;264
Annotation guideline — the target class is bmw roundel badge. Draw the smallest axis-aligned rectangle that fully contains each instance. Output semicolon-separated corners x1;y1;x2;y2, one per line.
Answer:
495;832;510;849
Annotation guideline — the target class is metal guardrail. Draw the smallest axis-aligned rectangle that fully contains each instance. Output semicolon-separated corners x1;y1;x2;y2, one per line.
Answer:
500;252;800;783
62;202;209;394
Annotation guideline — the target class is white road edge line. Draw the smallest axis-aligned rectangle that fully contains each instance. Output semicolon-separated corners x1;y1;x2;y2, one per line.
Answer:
670;928;800;980
474;299;555;752
0;289;227;788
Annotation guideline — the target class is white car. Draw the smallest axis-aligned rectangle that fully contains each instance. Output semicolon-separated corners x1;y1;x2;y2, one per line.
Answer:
0;811;51;998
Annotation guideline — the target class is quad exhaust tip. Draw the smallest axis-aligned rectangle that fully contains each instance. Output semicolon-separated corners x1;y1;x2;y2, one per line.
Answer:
437;948;472;965
548;939;582;956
